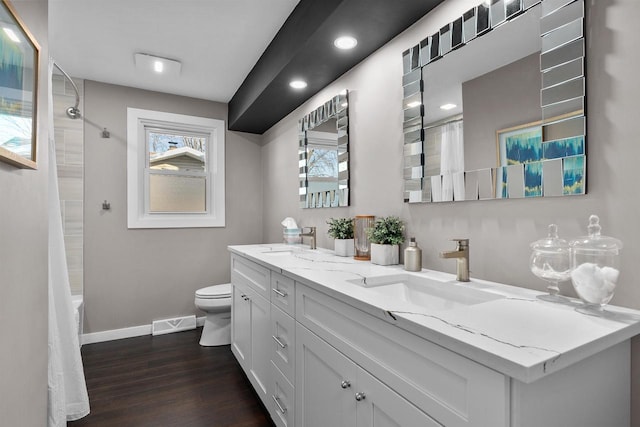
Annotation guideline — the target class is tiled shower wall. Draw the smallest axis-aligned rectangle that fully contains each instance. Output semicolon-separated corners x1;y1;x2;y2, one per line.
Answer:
52;74;84;295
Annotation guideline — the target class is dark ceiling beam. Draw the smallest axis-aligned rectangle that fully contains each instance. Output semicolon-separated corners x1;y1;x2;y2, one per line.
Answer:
228;0;444;134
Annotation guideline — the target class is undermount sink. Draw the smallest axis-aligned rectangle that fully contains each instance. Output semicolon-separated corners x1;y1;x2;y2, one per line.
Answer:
348;273;504;311
261;249;296;256
260;248;327;261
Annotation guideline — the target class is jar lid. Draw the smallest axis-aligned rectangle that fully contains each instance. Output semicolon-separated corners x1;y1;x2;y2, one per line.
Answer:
569;215;623;252
530;224;570;252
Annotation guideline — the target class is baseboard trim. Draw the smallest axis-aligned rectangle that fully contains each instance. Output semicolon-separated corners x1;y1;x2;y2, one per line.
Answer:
82;316;206;345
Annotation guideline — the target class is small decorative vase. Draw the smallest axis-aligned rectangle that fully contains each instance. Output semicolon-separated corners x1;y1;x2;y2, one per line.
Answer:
334;239;355;257
355;215;375;260
370;243;399;266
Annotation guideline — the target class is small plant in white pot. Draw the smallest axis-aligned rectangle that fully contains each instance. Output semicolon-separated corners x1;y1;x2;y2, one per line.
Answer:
367;216;405;265
327;217;354;257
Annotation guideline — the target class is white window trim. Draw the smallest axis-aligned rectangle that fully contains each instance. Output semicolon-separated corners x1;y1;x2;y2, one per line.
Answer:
127;108;225;228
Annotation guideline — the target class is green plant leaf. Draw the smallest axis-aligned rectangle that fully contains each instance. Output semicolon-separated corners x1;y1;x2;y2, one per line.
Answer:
326;217;354;239
366;216;405;245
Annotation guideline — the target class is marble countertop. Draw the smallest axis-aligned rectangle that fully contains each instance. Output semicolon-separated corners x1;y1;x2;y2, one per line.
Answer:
228;243;640;383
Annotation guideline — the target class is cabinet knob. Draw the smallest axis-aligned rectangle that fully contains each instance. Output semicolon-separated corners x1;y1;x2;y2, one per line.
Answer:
354;392;366;401
340;380;351;389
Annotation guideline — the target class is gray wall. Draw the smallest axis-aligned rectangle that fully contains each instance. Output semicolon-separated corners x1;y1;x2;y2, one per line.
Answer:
261;0;640;423
0;0;49;425
83;81;263;333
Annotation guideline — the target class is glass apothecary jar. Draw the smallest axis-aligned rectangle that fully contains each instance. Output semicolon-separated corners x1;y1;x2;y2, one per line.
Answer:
530;224;572;302
570;215;623;315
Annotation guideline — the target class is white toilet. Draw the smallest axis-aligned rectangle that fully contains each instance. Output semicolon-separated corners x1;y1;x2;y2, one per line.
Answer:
194;283;232;346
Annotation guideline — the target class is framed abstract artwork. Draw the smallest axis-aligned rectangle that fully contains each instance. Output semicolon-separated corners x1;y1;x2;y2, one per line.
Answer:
0;0;40;169
496;120;543;168
496;119;586;198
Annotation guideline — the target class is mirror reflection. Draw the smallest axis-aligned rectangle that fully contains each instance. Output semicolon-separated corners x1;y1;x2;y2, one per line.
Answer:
423;6;541;201
299;91;349;208
402;0;586;203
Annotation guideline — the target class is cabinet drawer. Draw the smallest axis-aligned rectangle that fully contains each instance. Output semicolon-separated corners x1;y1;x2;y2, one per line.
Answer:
296;284;508;427
270;362;295;427
231;254;270;299
271;271;295;316
271;305;295;383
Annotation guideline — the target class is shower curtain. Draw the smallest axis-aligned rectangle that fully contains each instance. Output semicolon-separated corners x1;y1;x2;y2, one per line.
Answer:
47;58;90;425
440;120;465;201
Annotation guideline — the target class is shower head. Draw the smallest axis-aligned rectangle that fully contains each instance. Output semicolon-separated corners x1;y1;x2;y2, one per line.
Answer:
66;106;81;119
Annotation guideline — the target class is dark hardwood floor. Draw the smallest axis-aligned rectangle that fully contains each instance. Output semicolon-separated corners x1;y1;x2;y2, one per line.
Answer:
69;328;275;427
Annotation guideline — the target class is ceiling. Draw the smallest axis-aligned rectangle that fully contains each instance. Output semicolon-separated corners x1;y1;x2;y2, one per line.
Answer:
49;0;445;134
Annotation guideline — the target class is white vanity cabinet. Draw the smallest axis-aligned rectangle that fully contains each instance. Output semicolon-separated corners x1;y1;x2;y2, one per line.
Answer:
230;255;272;406
229;248;635;427
231;253;505;427
295;282;507;427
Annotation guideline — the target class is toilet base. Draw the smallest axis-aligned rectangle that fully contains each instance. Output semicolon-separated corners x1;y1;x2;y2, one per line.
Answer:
199;311;231;346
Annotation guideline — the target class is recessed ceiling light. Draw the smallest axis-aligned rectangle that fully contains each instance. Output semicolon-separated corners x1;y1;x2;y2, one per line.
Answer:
334;36;358;50
406;101;421;108
289;80;308;89
3;27;19;43
134;53;182;77
440;103;457;110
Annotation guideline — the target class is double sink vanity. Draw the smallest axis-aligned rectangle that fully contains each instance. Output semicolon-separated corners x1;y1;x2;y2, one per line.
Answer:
230;1;620;425
229;243;640;427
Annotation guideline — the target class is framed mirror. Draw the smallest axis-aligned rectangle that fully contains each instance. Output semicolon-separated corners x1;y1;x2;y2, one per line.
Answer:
402;0;586;203
298;90;349;208
0;0;40;169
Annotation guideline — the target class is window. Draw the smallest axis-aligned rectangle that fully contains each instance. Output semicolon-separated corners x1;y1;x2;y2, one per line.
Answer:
127;108;225;228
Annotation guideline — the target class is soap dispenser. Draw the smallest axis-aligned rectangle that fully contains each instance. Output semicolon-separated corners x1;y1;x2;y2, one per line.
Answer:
404;238;422;272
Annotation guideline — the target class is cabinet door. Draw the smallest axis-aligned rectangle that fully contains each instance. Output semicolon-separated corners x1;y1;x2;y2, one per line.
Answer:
231;282;251;370
296;323;357;427
356;368;442;427
249;290;271;404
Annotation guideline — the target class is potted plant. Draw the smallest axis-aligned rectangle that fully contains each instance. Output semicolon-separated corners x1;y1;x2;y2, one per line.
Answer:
367;216;405;265
327;217;354;257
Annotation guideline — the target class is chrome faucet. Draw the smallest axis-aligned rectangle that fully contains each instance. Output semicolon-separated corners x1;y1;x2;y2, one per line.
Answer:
439;239;470;282
300;226;317;249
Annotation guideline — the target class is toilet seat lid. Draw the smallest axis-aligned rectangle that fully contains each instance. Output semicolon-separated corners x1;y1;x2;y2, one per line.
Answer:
196;283;231;299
